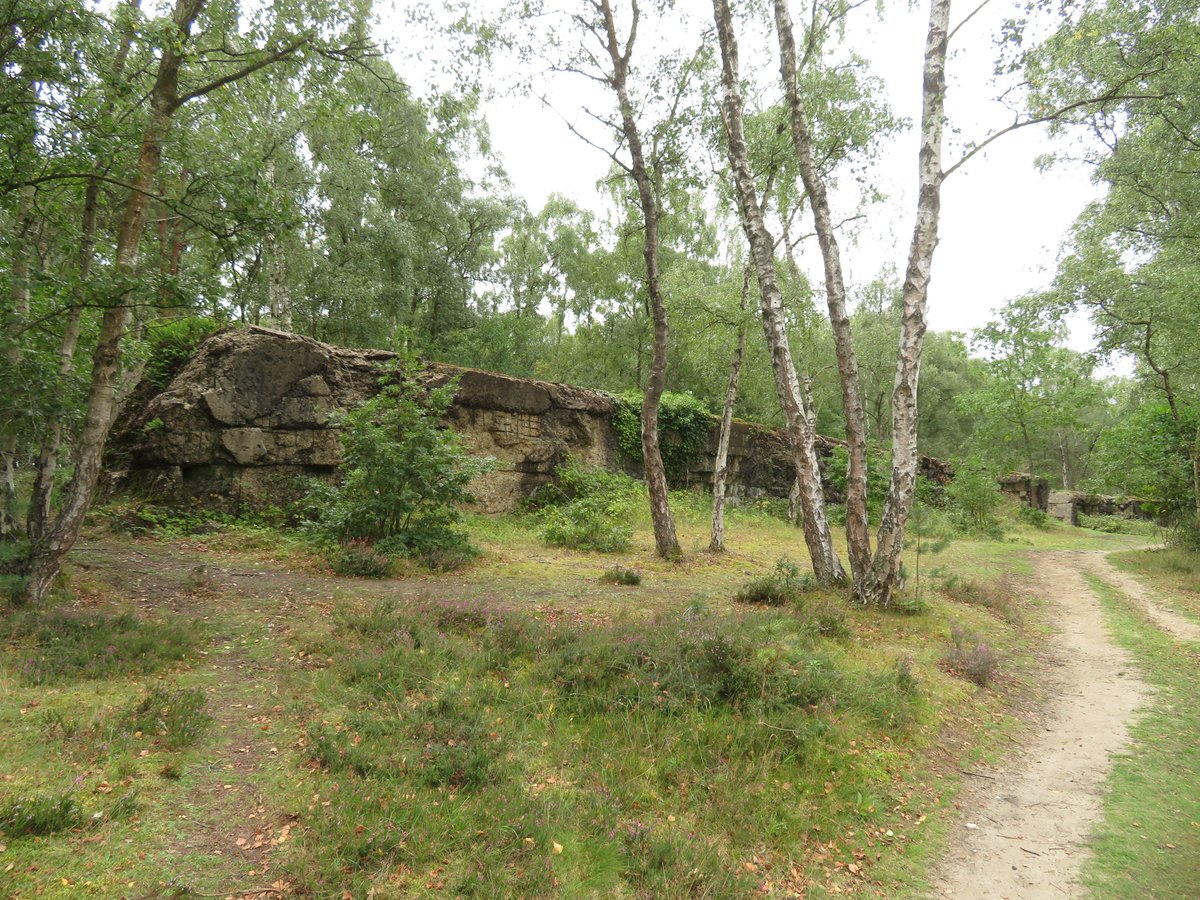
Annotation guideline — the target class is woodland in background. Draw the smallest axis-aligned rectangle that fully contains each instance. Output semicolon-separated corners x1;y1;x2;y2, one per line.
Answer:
2;0;1198;603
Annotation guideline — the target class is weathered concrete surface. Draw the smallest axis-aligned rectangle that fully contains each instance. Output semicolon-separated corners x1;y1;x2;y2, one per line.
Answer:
1046;490;1154;524
107;327;955;513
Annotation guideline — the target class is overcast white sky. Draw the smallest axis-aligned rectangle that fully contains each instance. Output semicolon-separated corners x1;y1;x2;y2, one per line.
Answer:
382;0;1105;347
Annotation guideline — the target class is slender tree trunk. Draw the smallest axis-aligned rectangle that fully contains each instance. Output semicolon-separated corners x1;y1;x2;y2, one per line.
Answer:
26;0;140;543
1;185;36;537
860;0;952;606
598;0;680;559
264;158;292;330
712;0;844;581
774;0;872;588
23;0;207;604
710;263;752;552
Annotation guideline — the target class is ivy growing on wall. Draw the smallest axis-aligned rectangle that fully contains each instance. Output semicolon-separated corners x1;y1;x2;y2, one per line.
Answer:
612;391;713;480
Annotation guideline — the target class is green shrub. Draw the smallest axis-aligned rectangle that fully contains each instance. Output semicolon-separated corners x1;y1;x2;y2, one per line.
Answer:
599;566;642;586
535;460;638;553
304;358;490;570
0;793;83;837
611;390;712;480
1017;506;1050;529
1078;512;1156;536
143;316;222;388
945;459;1005;537
735;556;812;606
326;539;394;578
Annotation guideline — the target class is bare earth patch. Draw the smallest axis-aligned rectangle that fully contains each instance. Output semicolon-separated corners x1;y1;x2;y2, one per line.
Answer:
931;550;1153;898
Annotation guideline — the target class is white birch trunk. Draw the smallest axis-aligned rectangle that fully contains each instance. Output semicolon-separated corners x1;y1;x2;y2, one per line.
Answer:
24;0;207;603
773;0;873;588
712;0;844;581
710;263;752;552
598;0;680;559
861;0;952;606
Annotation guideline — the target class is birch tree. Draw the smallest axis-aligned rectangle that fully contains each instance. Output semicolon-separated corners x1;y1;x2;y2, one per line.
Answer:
711;0;845;580
568;0;692;559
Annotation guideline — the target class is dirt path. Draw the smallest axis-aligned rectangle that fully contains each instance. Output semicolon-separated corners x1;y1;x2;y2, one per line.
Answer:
931;550;1155;899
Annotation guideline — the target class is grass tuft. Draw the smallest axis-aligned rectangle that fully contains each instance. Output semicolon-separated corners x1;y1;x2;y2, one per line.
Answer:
4;609;199;684
0;792;83;837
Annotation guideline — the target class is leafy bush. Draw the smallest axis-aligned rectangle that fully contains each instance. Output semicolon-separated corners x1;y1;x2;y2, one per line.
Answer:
535;460;638;553
143;316;222;388
600;566;642;586
1078;513;1156;536
735;556;812;606
945;459;1005;537
611;390;712;480
1017;505;1050;529
824;446;895;514
304;359;490;569
0;793;83;837
326;539;394;578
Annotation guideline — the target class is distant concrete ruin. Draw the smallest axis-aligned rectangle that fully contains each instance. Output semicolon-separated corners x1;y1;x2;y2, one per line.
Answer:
109;327;1095;520
1046;490;1154;526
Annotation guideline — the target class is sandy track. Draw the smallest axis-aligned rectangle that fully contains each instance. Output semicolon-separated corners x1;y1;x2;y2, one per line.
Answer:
930;550;1153;898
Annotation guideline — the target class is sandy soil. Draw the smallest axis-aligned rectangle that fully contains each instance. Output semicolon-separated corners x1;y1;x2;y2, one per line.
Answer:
929;550;1170;898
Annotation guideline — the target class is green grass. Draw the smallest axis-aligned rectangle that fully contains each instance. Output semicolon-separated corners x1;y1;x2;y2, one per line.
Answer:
1110;546;1200;621
1082;571;1200;898
0;499;1104;898
2;608;200;684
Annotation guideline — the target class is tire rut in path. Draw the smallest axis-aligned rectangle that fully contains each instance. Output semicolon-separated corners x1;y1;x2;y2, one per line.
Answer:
930;550;1149;899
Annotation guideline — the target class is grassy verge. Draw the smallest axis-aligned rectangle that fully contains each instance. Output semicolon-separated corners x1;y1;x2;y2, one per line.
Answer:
0;502;1114;898
1110;546;1200;622
1082;571;1200;898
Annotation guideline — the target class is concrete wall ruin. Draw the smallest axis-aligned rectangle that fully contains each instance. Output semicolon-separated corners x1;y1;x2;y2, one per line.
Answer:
106;327;969;515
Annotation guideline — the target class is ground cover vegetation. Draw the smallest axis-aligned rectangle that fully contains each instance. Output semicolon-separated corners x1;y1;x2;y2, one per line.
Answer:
0;484;1153;898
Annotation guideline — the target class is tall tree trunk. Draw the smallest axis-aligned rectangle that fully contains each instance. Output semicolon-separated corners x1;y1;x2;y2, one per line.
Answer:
26;0;140;543
1;184;36;537
773;0;872;588
23;0;207;604
859;0;952;606
710;263;752;552
598;0;680;559
264;158;292;330
711;0;844;581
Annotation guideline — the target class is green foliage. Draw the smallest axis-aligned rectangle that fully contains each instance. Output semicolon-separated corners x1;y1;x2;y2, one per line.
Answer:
1087;403;1197;517
611;391;712;480
119;684;211;751
734;556;814;606
4;610;199;685
325;539;394;578
599;565;642;586
1017;506;1050;529
304;361;489;568
1077;513;1154;535
143;317;223;389
945;459;1006;537
824;446;893;514
0;793;83;838
534;460;638;553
